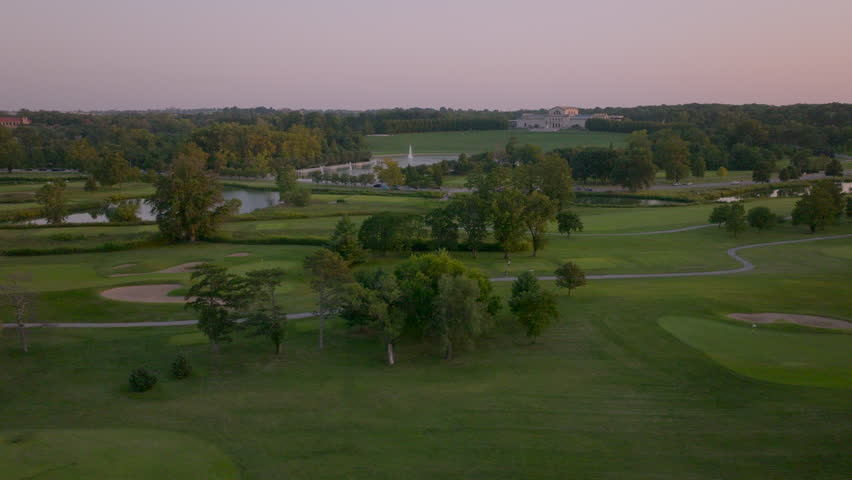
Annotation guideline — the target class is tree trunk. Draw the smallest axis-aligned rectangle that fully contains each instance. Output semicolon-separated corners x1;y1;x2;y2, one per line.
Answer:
17;322;28;353
444;343;453;361
276;341;282;355
319;313;325;350
386;342;395;366
210;340;220;354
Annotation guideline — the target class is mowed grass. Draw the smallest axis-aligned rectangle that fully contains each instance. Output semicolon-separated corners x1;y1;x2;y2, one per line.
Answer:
367;129;627;154
660;316;851;388
0;428;239;479
1;236;851;479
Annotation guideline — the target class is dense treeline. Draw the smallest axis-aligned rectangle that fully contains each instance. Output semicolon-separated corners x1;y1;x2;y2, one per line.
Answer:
347;108;511;135
586;103;852;155
0;108;371;174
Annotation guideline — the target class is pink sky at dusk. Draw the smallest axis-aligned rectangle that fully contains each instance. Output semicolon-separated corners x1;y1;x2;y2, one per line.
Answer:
2;0;851;111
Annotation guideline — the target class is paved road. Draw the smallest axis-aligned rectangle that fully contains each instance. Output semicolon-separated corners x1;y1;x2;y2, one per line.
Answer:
5;234;850;329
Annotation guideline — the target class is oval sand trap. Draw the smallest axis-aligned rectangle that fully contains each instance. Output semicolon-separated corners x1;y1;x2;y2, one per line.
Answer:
112;263;136;270
101;284;188;303
729;313;851;330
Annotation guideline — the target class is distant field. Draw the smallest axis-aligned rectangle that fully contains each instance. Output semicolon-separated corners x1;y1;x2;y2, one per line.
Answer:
366;130;627;154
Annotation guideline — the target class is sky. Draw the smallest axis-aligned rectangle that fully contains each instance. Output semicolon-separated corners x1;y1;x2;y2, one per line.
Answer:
2;0;851;111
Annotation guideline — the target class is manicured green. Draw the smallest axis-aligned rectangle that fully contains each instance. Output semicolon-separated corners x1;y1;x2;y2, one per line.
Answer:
660;316;851;387
366;130;627;154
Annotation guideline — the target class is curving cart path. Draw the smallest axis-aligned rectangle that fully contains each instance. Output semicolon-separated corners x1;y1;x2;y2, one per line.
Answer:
5;233;851;329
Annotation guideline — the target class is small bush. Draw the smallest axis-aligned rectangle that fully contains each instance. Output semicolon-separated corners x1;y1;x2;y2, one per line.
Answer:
129;368;158;392
171;354;192;379
336;198;346;204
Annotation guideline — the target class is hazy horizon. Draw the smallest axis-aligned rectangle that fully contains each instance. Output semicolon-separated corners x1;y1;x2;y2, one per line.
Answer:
3;0;851;111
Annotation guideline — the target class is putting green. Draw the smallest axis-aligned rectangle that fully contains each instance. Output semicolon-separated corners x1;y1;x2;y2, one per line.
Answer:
0;428;239;480
659;316;852;388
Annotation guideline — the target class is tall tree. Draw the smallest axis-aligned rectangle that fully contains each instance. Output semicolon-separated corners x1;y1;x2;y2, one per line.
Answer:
343;270;404;365
425;206;460;250
432;274;488;360
654;131;690;182
243;268;287;355
690;155;707;178
491;188;527;259
0;126;23;173
554;262;587;296
327;216;367;264
521;192;557;256
0;275;33;352
519;154;574;209
752;161;773;183
725;202;747;237
186;264;248;352
150;144;240;242
303;249;352;350
35;179;67;224
509;271;558;341
375;159;405;186
612;130;657;192
824;158;843;177
450;194;491;257
556;211;584;237
92;148;134;187
275;164;299;194
708;204;731;228
792;180;844;233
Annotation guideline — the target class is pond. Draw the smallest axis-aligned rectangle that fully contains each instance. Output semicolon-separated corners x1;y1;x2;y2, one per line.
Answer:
573;195;684;206
26;189;280;225
716;182;850;203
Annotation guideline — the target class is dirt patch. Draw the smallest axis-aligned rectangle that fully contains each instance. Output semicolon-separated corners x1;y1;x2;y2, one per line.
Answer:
728;313;852;330
112;263;136;270
226;252;251;257
101;284;190;304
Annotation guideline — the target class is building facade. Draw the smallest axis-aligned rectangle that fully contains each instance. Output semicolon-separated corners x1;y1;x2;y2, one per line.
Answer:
511;107;621;131
0;117;31;128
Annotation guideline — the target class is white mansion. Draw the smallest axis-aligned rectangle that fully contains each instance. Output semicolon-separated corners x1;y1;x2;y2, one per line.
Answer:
511;106;622;131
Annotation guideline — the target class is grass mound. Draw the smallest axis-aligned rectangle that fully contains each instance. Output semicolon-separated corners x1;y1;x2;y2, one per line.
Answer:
659;316;852;388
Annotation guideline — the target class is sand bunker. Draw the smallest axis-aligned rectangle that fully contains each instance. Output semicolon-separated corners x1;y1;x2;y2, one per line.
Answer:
226;252;251;257
728;313;851;330
112;263;136;270
101;284;189;304
110;261;204;277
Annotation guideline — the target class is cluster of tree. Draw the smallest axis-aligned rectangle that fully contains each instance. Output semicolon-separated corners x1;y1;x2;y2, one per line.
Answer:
585;103;852;156
275;165;312;206
791;180;846;233
708;180;847;235
185;264;289;354
0;108;371;175
708;202;786;236
370;159;448;188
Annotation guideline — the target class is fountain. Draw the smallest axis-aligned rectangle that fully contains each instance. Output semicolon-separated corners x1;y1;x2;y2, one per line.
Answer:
407;145;414;166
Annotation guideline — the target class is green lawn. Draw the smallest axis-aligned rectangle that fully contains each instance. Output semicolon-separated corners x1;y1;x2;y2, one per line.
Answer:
1;195;851;479
0;428;239;479
367;130;627;154
660;316;851;388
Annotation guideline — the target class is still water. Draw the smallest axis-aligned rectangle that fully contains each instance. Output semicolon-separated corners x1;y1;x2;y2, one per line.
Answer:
28;189;280;225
